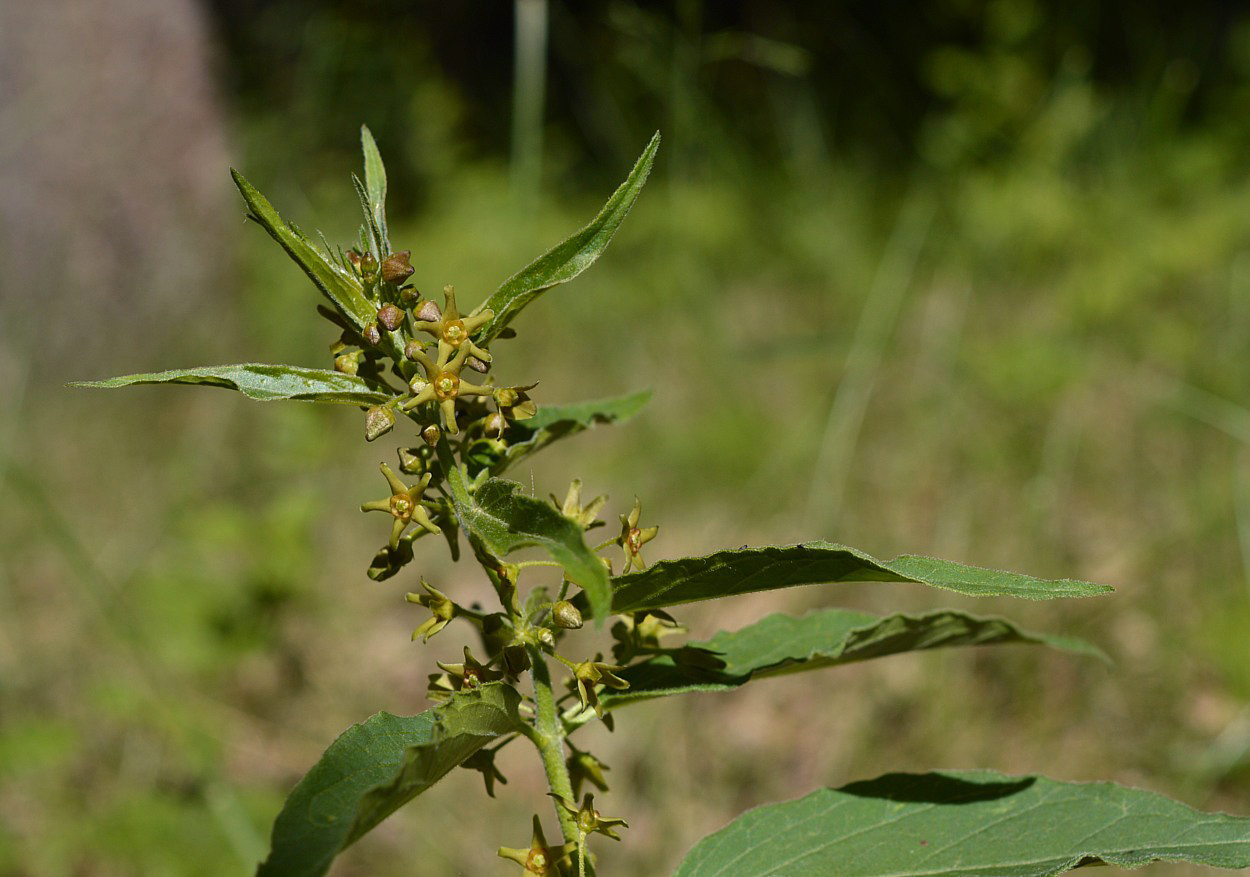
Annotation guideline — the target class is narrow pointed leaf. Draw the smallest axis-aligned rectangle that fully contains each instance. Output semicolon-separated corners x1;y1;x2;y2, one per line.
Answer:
232;169;377;331
352;173;384;259
471;132;660;343
71;364;396;405
360;125;389;253
482;389;651;476
672;770;1250;877
577;542;1112;619
256;682;521;877
447;468;611;621
603;608;1106;709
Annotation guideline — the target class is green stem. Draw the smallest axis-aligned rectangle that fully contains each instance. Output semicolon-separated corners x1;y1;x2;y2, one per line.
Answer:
527;645;596;875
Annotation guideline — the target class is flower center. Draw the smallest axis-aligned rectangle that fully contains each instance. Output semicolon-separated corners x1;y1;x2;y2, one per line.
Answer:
626;527;644;553
441;319;467;346
434;371;460;400
389;494;414;521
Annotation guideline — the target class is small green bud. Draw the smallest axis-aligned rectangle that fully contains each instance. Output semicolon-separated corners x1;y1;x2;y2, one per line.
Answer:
362;322;382;347
421;424;441;447
334;352;361;375
377;304;405;332
484;411;506;438
537;627;556;649
408;374;429;396
552;600;583;630
360;251;379;284
364;405;395;442
380;250;414;284
399;285;422;307
397;446;426;475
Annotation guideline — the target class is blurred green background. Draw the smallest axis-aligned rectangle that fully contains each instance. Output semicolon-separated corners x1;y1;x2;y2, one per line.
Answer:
3;1;1250;874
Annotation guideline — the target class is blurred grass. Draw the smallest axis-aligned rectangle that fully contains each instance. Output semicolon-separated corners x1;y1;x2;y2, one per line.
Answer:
5;6;1250;875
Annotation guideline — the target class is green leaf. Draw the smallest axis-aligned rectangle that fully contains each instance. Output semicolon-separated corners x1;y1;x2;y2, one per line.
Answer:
256;682;521;877
352;173;385;261
71;364;396;406
231;169;377;332
471;132;660;344
447;468;611;621
488;389;651;476
603;608;1106;709
581;542;1112;618
671;770;1250;877
360;125;389;254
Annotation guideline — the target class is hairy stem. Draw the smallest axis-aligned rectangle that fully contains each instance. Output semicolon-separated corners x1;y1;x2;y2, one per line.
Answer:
527;645;596;874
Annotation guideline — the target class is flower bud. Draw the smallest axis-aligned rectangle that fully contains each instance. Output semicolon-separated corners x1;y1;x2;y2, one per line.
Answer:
380;250;414;284
484;411;506;438
552;600;583;630
421;424;441;447
362;322;382;347
377;304;405;332
403;339;426;361
466;355;490;374
399;286;422;307
397;447;426;475
360;252;379;284
334;352;361;375
414;299;441;323
365;405;395;442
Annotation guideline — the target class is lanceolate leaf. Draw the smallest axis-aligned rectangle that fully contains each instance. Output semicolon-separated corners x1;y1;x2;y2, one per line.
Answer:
71;364;396;406
579;542;1111;618
256;683;521;877
447;468;611;621
488;389;652;476
471;132;660;344
231;169;377;332
602;608;1106;709
671;770;1250;877
360;125;389;254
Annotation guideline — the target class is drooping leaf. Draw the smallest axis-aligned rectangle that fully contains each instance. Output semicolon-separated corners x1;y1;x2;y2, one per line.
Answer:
471;132;660;344
485;389;652;476
671;770;1250;877
602;608;1106;709
360;125;389;254
447;468;611;621
231;169;377;332
578;542;1112;619
71;364;396;406
256;682;521;877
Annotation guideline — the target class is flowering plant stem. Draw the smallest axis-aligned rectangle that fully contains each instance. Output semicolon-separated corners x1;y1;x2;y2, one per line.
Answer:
76;126;1250;877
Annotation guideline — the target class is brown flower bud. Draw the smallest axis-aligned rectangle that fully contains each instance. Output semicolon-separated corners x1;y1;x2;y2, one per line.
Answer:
421;424;441;447
466;355;490;374
414;299;441;323
399;286;422;307
377;304;405;332
362;322;382;346
380;250;414;284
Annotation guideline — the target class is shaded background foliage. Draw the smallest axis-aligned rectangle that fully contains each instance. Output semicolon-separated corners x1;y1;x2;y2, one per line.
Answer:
3;1;1250;874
